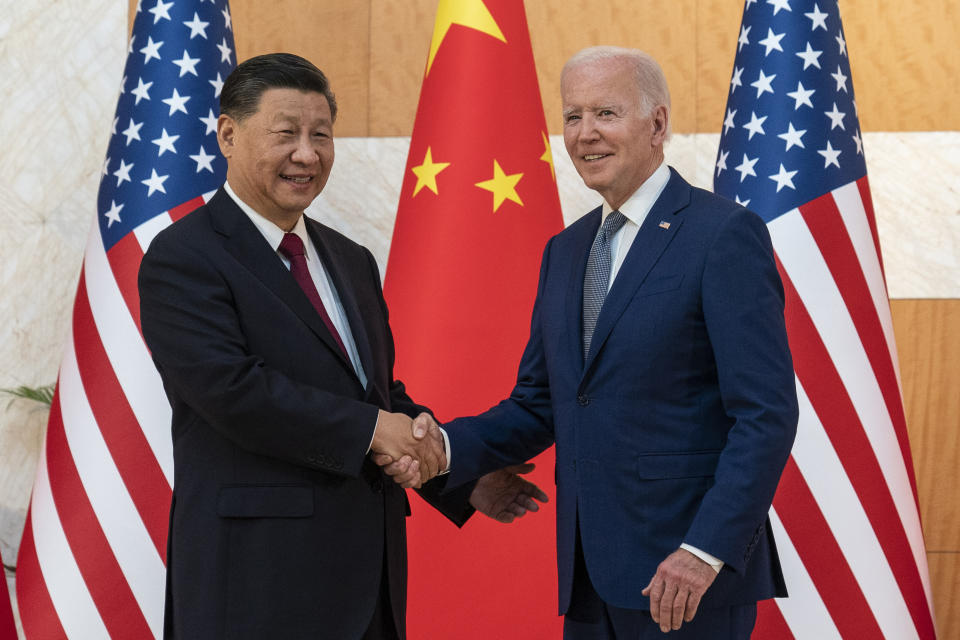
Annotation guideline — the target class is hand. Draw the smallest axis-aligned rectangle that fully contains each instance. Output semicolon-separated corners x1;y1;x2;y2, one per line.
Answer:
641;548;718;633
371;412;445;487
470;463;549;523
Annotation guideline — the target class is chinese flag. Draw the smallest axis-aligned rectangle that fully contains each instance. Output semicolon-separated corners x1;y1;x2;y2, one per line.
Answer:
383;0;564;637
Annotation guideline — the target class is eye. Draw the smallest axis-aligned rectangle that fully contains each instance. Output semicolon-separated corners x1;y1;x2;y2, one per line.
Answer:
599;109;615;117
564;114;581;124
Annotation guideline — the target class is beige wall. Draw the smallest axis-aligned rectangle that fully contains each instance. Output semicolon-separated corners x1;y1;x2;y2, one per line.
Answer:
143;0;960;137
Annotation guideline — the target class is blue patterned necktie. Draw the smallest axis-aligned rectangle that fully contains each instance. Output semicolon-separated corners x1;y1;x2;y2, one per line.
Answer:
582;210;628;359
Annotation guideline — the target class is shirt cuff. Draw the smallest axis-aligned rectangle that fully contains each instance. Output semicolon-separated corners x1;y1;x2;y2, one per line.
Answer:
438;427;451;474
366;411;379;454
680;543;724;573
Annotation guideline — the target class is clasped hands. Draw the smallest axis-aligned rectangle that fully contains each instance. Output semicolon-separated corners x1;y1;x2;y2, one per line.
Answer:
370;411;446;487
371;411;549;523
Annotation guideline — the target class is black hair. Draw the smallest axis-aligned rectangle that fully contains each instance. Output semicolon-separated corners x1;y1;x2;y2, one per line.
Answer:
220;52;337;122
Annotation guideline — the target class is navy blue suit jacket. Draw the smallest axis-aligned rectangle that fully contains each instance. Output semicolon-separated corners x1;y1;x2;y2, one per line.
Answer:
445;169;798;613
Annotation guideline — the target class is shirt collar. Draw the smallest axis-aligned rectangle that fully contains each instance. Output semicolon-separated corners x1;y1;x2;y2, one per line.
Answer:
223;181;310;256
600;161;670;228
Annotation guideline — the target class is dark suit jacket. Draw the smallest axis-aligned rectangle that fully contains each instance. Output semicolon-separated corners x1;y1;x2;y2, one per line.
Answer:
445;168;798;614
139;188;473;640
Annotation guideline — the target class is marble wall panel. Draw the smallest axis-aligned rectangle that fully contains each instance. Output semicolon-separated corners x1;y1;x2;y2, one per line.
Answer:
311;133;960;300
0;0;125;632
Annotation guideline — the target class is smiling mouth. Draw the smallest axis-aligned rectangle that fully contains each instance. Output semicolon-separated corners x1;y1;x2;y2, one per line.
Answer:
281;174;313;184
583;154;611;161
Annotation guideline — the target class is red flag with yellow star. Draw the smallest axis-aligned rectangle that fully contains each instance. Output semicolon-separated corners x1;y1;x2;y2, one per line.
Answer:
383;0;564;636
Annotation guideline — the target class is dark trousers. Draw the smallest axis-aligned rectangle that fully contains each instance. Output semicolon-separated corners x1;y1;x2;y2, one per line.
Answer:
563;527;757;640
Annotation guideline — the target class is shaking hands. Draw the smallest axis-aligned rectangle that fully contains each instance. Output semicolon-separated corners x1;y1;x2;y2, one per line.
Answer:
371;412;549;523
370;411;446;488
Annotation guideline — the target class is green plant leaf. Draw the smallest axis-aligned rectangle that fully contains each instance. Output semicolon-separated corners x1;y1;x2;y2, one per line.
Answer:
1;383;56;407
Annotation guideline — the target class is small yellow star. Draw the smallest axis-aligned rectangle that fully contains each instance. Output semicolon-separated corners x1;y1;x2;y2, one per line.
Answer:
540;131;555;181
475;160;523;212
426;0;506;75
411;147;451;197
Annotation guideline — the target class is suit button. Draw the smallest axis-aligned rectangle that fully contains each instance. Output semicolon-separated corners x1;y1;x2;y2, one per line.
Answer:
371;479;384;492
577;394;589;406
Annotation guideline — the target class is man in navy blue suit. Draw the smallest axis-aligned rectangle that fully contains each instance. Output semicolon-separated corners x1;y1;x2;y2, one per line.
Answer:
381;46;798;638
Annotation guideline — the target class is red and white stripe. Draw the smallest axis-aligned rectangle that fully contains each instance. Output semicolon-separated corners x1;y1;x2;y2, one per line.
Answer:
762;176;936;639
16;191;214;639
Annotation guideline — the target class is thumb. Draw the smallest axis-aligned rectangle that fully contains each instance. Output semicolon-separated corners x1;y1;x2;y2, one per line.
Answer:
412;413;431;439
504;463;536;475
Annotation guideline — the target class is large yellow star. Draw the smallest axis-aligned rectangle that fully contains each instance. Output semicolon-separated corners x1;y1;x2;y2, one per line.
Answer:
475;160;523;212
411;147;450;197
540;131;555;181
426;0;506;75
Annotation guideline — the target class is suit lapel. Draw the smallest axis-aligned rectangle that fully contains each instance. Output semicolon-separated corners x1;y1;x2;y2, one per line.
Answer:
583;169;691;373
305;218;376;384
565;207;603;369
208;190;355;373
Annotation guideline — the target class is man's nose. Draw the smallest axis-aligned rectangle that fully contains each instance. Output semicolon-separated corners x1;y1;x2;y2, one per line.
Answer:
291;134;319;164
577;115;600;142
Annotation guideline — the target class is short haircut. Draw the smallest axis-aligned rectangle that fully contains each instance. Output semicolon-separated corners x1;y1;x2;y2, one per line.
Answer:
563;46;671;130
220;52;338;122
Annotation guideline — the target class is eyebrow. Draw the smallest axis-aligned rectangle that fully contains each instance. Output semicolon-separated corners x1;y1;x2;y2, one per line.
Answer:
269;113;332;127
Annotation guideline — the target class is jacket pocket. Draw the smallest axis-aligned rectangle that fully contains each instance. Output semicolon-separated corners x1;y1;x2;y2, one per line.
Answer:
637;450;720;479
637;274;684;297
217;484;314;518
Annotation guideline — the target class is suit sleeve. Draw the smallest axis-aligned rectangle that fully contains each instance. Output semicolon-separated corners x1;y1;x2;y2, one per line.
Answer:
356;247;477;524
138;230;379;478
682;207;799;572
442;238;558;489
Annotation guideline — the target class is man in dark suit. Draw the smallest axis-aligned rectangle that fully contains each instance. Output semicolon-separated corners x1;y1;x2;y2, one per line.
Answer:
139;53;544;640
383;46;799;638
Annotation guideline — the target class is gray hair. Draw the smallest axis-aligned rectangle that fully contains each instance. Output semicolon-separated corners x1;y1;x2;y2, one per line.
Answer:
563;46;671;133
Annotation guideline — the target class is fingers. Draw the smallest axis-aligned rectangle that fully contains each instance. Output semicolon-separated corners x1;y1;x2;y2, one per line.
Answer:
398;460;422;489
503;463;536;475
371;453;394;466
643;549;719;632
377;455;422;489
642;576;664;627
517;494;541;512
684;589;702;623
667;584;686;632
414;428;445;483
412;412;437;439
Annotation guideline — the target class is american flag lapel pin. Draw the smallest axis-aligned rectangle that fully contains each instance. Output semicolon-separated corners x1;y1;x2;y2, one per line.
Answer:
658;221;671;230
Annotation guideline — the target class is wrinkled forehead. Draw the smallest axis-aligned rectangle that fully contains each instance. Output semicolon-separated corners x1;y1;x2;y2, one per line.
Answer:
561;58;640;107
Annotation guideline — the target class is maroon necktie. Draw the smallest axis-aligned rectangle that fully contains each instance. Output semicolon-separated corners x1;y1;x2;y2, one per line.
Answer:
278;232;349;359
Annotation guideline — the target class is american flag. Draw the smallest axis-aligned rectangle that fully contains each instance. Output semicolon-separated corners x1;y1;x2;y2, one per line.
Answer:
714;1;936;638
15;1;235;637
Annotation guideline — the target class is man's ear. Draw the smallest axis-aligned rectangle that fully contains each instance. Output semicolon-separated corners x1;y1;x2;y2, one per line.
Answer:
217;114;237;159
650;105;669;145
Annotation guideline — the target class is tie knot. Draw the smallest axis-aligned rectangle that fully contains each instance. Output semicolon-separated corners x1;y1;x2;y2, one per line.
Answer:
279;232;306;259
602;210;628;238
